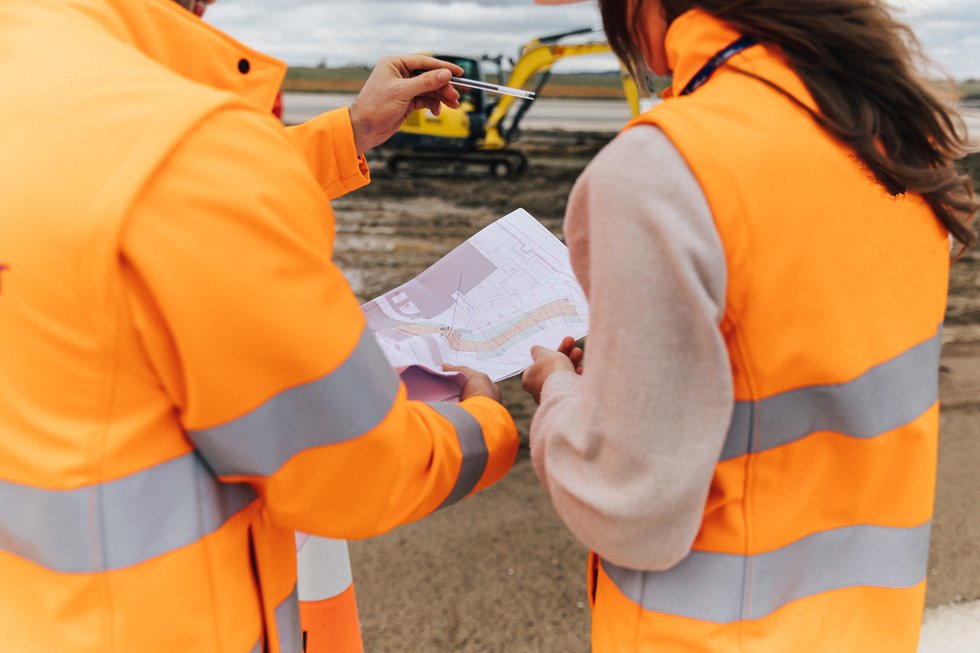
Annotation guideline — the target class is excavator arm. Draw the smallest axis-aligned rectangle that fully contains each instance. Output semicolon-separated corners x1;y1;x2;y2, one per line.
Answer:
481;41;641;149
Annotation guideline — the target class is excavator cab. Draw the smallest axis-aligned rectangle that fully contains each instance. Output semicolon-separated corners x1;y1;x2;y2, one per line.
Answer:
388;54;495;156
447;56;488;118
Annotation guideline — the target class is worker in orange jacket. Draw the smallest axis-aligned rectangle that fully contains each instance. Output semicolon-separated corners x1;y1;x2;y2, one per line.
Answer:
525;1;976;652
0;1;520;652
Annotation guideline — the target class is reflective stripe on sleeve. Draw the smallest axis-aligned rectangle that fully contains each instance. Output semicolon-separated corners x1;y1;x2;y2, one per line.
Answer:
427;402;488;510
721;327;941;460
276;584;302;653
602;521;931;623
189;330;400;478
0;451;255;573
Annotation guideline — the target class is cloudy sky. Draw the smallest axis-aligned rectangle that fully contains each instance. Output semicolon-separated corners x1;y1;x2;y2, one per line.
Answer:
206;0;980;80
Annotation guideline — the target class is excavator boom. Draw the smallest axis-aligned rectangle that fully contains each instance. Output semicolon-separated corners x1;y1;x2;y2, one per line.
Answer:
485;41;639;145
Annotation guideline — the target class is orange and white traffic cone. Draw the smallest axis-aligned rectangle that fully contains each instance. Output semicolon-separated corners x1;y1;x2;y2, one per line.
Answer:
297;536;363;653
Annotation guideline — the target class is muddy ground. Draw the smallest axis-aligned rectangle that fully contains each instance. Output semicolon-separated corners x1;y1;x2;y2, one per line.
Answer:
331;133;980;652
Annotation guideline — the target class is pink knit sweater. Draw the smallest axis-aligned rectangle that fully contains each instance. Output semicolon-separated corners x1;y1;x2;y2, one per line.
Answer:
530;125;734;570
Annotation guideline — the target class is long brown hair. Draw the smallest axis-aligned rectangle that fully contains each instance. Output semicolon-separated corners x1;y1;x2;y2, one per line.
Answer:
600;0;978;253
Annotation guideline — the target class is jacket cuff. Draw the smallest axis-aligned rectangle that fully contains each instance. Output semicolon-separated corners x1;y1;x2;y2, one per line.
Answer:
459;395;520;495
529;370;581;485
286;108;370;200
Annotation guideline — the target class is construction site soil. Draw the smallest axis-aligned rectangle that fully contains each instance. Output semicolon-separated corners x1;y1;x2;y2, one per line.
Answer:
332;132;980;652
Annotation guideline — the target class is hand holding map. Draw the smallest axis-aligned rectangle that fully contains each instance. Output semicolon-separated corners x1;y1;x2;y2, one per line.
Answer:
361;208;589;401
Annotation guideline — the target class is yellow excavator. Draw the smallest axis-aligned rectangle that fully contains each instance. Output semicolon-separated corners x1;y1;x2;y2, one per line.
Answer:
382;28;641;178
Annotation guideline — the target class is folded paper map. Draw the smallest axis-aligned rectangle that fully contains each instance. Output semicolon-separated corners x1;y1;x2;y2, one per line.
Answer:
362;208;589;401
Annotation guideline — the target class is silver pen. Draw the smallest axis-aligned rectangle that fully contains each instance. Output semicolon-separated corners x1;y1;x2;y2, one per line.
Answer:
450;77;536;101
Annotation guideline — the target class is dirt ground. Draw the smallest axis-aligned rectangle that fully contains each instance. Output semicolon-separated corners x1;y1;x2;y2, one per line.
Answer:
331;134;980;652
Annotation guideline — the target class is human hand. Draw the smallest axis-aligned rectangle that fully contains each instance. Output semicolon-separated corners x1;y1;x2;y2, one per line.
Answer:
349;55;463;154
443;364;502;403
521;341;578;404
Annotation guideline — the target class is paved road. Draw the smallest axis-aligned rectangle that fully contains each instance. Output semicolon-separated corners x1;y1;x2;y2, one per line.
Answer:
284;92;637;132
282;92;354;124
963;109;980;151
284;92;980;149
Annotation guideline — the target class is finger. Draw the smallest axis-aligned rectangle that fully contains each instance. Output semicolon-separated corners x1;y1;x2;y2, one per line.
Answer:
443;364;485;381
397;54;465;78
410;69;455;97
433;89;460;108
412;88;455;103
436;84;461;104
421;88;460;110
521;368;536;392
408;93;444;115
423;99;442;116
556;336;576;355
522;374;542;404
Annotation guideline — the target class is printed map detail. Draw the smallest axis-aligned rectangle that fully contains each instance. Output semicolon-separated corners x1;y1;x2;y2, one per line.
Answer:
362;208;589;390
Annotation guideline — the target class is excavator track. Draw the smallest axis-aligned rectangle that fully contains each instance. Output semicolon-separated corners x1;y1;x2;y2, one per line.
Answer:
384;149;529;179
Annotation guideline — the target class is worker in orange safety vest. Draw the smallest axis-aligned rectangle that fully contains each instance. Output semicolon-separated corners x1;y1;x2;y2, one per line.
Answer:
524;1;977;652
0;2;520;652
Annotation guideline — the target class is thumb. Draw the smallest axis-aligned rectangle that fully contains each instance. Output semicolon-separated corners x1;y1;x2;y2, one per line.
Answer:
529;345;542;360
405;68;453;97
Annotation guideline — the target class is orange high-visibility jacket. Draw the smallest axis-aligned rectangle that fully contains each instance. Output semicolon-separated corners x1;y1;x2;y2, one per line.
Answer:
589;10;949;653
0;2;519;652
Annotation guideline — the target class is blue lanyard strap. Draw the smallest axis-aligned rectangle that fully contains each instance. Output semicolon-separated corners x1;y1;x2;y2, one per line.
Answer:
679;35;758;96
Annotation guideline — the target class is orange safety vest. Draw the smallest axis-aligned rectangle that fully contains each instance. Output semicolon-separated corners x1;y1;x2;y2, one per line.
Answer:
0;2;518;652
590;10;949;652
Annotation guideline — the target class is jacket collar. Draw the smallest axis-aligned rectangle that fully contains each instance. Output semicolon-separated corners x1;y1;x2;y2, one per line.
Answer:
663;9;743;99
661;8;814;110
102;0;286;111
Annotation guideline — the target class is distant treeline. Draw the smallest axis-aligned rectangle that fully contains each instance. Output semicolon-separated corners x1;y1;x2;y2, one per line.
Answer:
284;66;659;99
284;65;979;102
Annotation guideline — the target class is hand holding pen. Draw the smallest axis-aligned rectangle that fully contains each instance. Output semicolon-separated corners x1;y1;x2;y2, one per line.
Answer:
349;55;464;154
411;69;537;100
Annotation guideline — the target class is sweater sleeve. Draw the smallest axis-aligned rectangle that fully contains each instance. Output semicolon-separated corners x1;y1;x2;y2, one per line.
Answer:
284;107;371;200
121;105;518;539
529;125;733;570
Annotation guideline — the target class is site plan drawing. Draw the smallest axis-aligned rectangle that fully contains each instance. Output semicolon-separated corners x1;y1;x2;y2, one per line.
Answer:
362;208;589;400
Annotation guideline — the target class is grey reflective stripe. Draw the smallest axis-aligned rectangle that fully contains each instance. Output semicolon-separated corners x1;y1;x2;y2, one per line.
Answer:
602;522;931;623
190;330;401;477
247;639;262;653
428;402;488;509
721;327;941;460
275;585;302;653
0;451;255;573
